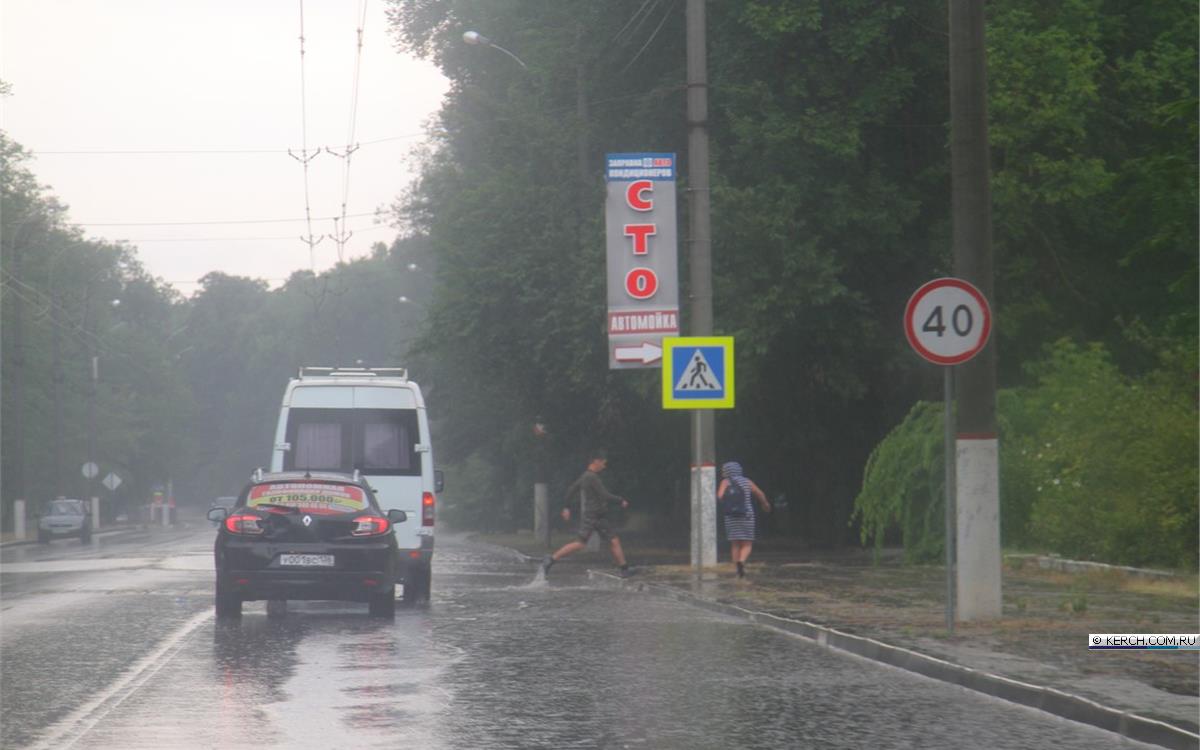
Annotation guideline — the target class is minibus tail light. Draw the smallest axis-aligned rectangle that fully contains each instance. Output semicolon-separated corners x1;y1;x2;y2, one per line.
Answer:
422;492;435;526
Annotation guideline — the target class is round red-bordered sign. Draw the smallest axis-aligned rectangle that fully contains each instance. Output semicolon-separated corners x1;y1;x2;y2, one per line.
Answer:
904;277;991;365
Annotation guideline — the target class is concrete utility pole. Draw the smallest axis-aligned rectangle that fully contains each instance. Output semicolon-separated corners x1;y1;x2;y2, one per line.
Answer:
9;242;28;522
949;0;1001;620
686;0;717;568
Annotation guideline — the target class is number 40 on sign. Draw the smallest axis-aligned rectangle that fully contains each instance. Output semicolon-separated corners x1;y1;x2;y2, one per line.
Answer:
904;277;991;366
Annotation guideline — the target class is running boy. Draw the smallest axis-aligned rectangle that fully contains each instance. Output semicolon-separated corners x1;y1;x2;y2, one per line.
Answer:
541;449;634;578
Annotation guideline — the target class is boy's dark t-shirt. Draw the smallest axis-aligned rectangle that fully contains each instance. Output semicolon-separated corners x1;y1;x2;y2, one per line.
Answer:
564;469;622;520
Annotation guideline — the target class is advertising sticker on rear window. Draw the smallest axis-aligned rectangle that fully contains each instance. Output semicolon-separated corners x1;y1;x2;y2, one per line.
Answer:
248;482;367;513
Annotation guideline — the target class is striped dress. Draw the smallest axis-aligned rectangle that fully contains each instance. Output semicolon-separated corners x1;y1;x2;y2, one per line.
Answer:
721;462;756;541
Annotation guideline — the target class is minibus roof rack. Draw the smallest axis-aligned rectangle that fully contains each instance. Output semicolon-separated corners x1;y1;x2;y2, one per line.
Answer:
298;366;407;381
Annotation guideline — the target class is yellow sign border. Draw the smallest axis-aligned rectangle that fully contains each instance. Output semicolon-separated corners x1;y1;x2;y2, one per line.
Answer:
661;336;734;409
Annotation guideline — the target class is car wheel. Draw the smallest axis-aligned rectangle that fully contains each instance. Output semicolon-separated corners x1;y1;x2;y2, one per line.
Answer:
368;585;396;618
418;563;432;602
402;564;429;606
214;578;242;618
266;599;287;618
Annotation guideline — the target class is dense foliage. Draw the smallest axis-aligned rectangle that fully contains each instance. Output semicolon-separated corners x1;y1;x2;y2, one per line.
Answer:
855;339;1199;569
2;1;1194;566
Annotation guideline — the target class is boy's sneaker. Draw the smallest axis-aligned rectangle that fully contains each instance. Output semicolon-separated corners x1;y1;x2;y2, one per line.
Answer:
540;554;555;575
618;566;638;579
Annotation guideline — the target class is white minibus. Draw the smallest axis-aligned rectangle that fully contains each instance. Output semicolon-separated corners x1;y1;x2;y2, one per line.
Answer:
270;366;441;602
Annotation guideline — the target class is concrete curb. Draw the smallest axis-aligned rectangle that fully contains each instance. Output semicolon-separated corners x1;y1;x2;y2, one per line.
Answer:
0;525;149;549
1005;553;1182;580
588;570;1199;750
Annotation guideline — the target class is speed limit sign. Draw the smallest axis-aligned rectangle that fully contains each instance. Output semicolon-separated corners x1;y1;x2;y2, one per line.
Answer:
904;277;991;365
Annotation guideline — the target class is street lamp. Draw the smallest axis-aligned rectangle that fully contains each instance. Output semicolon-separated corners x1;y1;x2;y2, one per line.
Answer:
462;30;528;69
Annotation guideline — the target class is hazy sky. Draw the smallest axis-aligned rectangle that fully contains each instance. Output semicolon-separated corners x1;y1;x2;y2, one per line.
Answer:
1;0;448;296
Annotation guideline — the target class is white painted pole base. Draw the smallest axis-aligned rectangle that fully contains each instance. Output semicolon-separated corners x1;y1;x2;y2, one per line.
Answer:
956;436;1002;620
14;500;26;540
690;464;717;568
533;483;548;547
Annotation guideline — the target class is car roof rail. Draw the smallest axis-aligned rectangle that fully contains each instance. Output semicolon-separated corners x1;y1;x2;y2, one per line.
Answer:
298;366;407;381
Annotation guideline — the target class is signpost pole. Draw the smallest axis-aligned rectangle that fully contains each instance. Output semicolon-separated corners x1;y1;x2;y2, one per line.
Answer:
943;366;956;634
904;277;991;630
686;0;716;570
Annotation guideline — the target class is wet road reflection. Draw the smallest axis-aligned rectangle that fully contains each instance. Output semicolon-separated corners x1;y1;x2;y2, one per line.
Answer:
2;532;1148;749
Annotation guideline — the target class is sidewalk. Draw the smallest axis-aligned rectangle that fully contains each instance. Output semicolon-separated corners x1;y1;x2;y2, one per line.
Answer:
482;531;1199;749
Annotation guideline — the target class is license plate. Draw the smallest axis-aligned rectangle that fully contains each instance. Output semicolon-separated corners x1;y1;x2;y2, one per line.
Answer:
279;553;334;567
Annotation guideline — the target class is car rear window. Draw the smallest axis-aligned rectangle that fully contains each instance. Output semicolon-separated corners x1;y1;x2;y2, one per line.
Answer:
247;482;368;514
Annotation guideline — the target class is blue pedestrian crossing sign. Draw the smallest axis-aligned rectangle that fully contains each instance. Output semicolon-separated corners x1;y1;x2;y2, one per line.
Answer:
661;336;734;409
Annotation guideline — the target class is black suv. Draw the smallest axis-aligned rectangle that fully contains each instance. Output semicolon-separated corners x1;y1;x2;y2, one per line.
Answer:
207;471;408;618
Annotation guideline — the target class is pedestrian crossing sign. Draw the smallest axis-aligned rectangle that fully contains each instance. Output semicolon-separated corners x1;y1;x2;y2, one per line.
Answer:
661;336;734;409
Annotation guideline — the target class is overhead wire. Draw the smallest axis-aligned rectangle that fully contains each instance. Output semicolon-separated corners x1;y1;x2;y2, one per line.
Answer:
620;0;678;74
326;0;370;262
118;225;390;244
1;271;131;360
290;0;324;268
27;132;426;156
73;211;377;227
611;0;662;47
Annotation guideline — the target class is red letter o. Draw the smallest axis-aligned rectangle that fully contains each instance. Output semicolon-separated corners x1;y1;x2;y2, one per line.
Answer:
625;268;659;300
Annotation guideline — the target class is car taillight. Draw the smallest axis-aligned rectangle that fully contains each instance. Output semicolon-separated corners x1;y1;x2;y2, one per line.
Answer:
351;515;390;537
422;492;435;526
224;514;264;535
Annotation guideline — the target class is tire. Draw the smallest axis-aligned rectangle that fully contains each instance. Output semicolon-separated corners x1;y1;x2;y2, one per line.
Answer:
215;578;242;618
266;599;288;618
418;563;432;602
402;563;431;606
368;585;396;618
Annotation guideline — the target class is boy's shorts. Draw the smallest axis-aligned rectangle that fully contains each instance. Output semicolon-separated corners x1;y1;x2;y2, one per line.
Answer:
577;515;615;543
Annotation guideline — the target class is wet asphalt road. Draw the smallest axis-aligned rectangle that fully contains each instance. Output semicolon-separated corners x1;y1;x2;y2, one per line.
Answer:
0;527;1153;749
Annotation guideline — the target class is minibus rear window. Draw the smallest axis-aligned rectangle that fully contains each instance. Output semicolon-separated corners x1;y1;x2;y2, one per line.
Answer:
285;408;421;476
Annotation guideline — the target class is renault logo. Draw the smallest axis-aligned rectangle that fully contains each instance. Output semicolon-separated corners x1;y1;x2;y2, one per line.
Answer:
302;515;312;527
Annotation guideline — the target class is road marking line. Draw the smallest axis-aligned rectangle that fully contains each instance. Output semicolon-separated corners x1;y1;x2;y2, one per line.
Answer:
28;609;213;750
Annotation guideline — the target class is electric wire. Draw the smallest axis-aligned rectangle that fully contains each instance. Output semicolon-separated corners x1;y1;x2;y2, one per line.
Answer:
2;272;132;358
328;0;369;262
28;133;426;155
292;0;323;267
119;224;390;244
621;0;677;74
72;211;376;227
611;0;662;47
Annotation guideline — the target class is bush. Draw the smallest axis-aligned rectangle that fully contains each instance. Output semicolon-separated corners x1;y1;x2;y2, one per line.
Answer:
1019;340;1197;569
854;339;1198;569
852;401;947;562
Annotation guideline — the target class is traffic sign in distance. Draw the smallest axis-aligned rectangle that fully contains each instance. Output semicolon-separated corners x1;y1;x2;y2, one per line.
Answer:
904;277;991;365
662;336;734;409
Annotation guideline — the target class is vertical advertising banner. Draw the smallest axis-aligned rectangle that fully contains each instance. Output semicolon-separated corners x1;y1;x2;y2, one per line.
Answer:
604;153;681;370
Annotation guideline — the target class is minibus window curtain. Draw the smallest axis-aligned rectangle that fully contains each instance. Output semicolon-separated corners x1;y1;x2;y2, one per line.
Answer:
295;423;343;470
363;423;409;470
